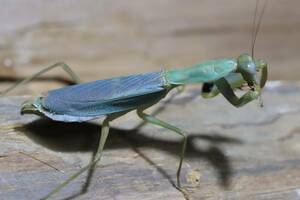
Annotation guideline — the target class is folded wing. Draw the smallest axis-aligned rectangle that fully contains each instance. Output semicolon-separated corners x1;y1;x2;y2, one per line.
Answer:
42;72;168;117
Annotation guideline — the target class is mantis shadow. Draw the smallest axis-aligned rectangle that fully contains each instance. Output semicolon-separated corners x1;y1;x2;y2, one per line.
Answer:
16;117;242;200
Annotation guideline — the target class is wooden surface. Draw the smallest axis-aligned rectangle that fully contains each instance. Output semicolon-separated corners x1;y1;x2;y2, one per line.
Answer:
1;81;300;200
0;1;299;199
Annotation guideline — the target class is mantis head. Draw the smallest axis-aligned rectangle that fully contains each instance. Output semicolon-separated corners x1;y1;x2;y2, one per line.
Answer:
237;53;268;90
237;0;268;92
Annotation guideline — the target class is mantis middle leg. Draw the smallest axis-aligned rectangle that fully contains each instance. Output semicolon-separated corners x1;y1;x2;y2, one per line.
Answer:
0;62;81;96
137;109;187;188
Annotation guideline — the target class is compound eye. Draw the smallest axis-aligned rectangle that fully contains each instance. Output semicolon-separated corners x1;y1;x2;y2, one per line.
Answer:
247;62;257;74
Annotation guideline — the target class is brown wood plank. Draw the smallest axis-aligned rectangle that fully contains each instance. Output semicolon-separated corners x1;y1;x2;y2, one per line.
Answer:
0;81;300;199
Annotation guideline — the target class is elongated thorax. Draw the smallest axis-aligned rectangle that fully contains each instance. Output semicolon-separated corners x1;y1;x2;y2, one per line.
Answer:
165;59;237;85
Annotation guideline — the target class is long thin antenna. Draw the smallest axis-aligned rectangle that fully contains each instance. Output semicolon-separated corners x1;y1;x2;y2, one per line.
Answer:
251;0;259;57
251;0;268;58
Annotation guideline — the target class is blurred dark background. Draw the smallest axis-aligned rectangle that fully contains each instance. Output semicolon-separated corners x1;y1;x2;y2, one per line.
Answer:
0;0;298;95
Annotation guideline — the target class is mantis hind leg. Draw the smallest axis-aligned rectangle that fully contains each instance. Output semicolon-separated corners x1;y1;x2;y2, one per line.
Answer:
0;62;81;96
137;109;187;188
41;116;112;200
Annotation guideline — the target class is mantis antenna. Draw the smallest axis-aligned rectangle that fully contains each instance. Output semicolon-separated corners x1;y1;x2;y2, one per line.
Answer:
251;0;268;58
250;0;268;106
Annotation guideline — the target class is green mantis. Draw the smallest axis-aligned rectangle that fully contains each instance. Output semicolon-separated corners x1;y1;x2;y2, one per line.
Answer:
0;0;268;199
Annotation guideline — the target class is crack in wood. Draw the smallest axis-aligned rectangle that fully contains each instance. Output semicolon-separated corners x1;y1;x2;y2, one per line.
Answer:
212;109;300;129
278;127;300;141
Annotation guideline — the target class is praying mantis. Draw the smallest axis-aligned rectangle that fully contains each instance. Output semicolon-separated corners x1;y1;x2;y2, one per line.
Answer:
0;0;268;199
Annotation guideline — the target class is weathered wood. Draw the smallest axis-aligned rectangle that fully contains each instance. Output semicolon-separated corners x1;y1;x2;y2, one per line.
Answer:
0;81;300;200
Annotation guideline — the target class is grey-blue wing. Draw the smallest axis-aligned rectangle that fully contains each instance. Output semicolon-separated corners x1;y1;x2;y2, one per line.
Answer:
42;71;168;118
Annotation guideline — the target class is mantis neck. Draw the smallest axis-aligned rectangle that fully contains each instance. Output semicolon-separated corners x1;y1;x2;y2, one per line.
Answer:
165;59;237;85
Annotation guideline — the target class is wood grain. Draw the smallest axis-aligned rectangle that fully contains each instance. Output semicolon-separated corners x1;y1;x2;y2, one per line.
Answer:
1;81;300;199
